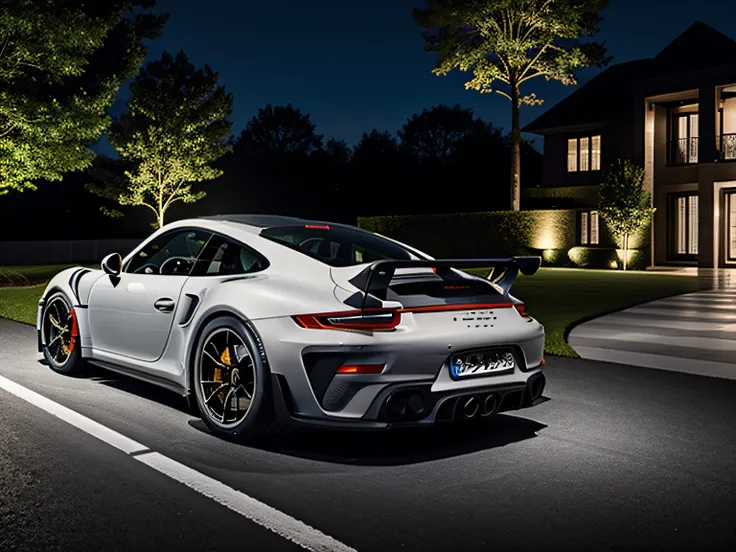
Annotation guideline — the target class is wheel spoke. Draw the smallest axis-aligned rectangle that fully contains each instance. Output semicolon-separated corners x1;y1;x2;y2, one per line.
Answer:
48;334;63;348
205;383;230;405
220;387;235;422
233;382;252;400
48;313;64;331
203;350;227;368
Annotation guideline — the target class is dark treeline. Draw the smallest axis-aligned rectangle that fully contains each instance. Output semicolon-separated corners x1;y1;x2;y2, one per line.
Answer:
0;103;542;240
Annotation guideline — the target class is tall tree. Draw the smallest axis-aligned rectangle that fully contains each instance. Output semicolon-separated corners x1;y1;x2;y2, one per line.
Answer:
323;138;352;163
454;118;507;165
238;104;323;160
398;104;476;163
598;159;655;271
0;0;167;195
87;51;233;228
351;130;401;164
414;0;610;210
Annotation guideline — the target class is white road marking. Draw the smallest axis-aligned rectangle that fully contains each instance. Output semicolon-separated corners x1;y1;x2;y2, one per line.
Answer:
0;374;356;552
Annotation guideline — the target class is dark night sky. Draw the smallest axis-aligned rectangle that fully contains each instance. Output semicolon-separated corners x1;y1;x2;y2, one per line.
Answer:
97;0;736;154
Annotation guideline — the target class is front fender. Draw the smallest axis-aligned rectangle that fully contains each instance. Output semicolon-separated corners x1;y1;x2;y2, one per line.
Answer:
36;267;98;351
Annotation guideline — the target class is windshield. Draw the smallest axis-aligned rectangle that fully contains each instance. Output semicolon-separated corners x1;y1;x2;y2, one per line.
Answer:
260;224;416;267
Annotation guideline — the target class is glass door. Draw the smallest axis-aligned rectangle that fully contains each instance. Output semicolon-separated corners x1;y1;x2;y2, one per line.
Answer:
726;190;736;263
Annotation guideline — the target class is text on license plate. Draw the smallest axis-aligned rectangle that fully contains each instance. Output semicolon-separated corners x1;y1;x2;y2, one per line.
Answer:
449;348;516;379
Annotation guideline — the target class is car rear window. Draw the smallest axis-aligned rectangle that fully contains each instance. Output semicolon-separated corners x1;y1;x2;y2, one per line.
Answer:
260;224;414;267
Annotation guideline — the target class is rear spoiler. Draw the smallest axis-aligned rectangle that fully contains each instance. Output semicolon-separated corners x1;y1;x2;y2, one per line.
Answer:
348;257;541;310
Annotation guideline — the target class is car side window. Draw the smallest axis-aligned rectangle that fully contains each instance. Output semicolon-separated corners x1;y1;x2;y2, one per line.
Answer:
191;235;269;276
124;229;212;275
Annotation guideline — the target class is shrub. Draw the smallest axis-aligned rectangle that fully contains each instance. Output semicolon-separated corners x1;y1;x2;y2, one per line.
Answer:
541;248;571;267
567;247;649;270
0;271;32;288
567;247;617;269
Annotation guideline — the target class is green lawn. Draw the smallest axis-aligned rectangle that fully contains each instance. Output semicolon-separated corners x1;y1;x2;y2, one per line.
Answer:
0;266;701;358
0;284;45;326
3;264;94;284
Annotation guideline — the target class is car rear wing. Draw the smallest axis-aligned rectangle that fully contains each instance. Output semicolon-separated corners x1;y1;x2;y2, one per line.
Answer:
347;257;541;310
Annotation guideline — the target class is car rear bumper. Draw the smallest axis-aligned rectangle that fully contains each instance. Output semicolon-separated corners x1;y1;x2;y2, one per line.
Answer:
270;370;547;430
254;310;545;422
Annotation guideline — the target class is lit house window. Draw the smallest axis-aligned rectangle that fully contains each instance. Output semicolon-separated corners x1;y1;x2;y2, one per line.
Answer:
567;139;578;172
671;113;699;165
671;193;698;256
567;135;601;172
580;137;589;171
591;136;601;170
579;210;600;245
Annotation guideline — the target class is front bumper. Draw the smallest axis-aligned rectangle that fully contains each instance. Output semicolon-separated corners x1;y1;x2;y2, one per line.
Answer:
271;370;547;430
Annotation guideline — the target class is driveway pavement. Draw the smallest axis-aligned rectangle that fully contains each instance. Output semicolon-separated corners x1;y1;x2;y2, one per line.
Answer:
569;276;736;380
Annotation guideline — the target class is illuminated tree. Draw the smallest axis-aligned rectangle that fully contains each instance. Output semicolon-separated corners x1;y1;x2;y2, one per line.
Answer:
414;0;610;210
598;159;655;270
88;51;233;229
0;0;167;195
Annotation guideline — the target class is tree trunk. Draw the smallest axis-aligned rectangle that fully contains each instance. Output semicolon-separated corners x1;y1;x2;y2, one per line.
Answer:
510;84;521;211
623;233;628;271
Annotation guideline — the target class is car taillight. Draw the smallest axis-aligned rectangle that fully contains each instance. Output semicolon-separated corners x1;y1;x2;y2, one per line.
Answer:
514;303;531;318
293;309;401;331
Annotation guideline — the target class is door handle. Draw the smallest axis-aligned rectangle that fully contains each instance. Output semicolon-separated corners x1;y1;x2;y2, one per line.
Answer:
154;298;175;313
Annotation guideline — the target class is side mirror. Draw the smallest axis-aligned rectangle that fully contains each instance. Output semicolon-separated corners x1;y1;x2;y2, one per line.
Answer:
101;253;122;277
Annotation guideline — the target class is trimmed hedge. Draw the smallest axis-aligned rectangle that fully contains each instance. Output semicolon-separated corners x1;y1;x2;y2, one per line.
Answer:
359;210;578;258
0;271;32;288
359;210;652;270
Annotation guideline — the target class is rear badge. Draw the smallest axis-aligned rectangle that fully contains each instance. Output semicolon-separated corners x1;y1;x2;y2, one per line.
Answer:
450;348;516;379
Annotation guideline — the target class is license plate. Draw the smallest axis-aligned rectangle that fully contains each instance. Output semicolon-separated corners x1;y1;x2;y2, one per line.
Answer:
449;348;516;379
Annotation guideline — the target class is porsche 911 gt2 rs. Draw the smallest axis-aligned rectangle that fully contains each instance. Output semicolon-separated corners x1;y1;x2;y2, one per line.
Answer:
37;215;546;441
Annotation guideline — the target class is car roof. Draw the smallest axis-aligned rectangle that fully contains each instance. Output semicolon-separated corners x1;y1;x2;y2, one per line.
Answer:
199;214;332;229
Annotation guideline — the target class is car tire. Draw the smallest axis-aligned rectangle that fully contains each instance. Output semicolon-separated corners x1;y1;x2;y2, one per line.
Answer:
192;316;278;441
40;291;86;375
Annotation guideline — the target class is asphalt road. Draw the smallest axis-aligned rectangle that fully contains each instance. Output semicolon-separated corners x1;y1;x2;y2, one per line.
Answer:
1;318;735;552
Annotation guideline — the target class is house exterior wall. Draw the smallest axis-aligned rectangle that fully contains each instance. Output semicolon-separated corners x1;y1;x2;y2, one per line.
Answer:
531;65;736;268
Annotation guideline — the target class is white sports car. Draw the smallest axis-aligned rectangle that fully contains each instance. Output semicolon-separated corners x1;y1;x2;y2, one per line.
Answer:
37;215;546;441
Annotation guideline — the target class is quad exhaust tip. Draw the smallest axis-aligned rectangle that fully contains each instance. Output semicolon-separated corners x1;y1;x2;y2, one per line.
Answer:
461;395;480;418
480;393;498;416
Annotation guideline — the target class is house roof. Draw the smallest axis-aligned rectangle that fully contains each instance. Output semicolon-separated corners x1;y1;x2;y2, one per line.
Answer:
523;22;736;134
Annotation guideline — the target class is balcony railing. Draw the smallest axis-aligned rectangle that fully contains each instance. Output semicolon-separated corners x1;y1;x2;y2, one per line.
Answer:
667;137;698;166
718;133;736;161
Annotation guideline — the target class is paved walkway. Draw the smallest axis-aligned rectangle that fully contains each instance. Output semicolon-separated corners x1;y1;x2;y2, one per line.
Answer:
568;269;736;380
